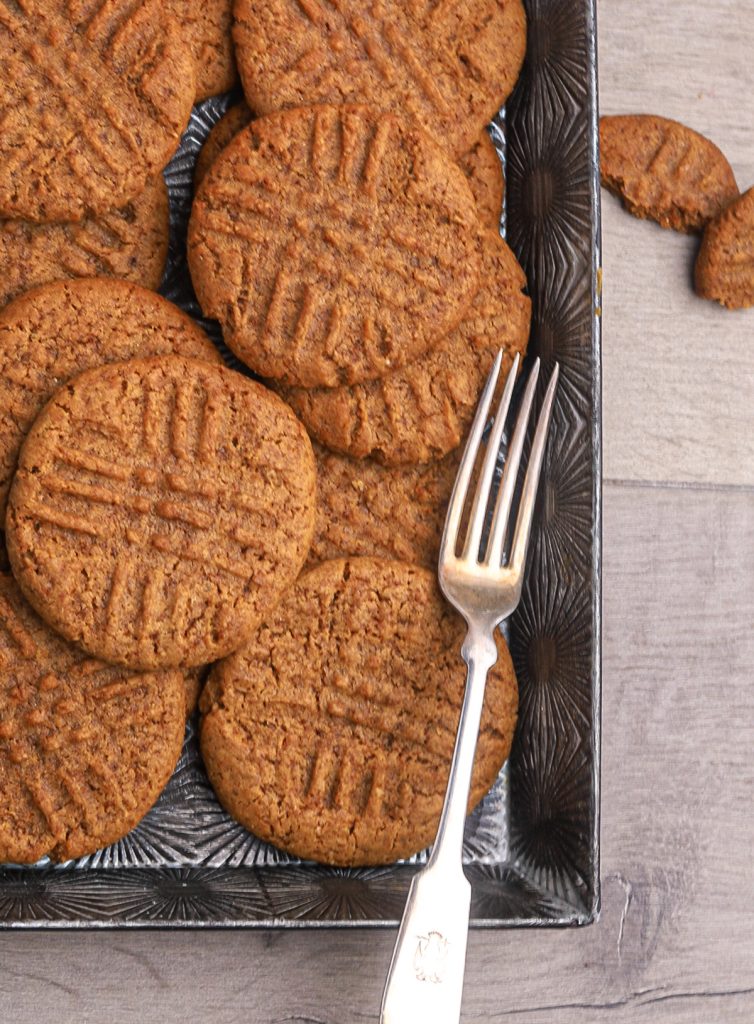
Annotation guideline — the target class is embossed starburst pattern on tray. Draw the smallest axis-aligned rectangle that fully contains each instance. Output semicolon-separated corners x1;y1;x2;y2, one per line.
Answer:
0;0;601;928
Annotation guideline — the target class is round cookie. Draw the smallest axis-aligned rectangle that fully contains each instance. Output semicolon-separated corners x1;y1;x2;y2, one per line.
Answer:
169;0;237;101
600;115;739;233
0;175;169;312
6;355;317;670
0;0;194;223
233;0;527;158
188;104;481;388
283;230;530;465
200;558;518;866
695;186;754;309
460;131;505;230
0;574;185;864
0;278;221;517
310;445;460;570
195;102;254;189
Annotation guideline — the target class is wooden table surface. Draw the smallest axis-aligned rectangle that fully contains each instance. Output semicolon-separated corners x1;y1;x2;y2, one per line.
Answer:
2;3;754;1021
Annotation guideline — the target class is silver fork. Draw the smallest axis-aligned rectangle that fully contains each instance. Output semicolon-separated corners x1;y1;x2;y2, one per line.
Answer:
380;351;559;1024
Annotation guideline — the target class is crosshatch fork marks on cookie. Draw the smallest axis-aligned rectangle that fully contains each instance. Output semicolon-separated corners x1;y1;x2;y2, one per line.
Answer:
36;393;275;552
302;746;389;818
0;0;193;221
0;573;187;862
199;558;517;866
0;174;169;308
599;114;739;232
189;104;481;388
6;358;317;668
233;0;526;158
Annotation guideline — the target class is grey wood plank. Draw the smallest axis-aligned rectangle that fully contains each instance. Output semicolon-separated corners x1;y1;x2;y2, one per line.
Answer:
599;1;754;488
1;481;753;1023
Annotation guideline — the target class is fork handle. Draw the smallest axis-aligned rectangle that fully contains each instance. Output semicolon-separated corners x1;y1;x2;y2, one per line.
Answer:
380;628;499;1024
430;628;499;870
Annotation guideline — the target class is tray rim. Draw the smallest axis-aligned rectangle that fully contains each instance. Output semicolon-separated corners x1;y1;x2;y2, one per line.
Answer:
0;0;602;931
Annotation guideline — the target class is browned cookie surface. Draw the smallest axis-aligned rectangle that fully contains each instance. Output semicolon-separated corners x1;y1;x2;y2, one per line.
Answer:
0;574;185;864
0;278;220;517
459;131;504;230
0;175;169;312
188;104;481;388
600;115;739;233
695;187;754;309
194;102;254;188
6;356;317;670
233;0;526;158
169;0;237;101
183;665;206;717
0;1;194;222
200;558;518;866
195;107;499;224
310;445;458;570
284;230;530;464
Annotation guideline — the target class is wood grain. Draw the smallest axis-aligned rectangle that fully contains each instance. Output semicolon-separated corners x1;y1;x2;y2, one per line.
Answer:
2;2;754;1022
600;1;754;488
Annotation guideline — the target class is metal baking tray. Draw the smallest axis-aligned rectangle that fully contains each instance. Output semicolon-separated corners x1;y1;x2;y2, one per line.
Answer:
0;0;601;929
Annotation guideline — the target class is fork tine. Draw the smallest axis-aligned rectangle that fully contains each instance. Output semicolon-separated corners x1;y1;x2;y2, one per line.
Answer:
483;358;541;568
439;350;503;562
461;353;520;562
508;363;559;574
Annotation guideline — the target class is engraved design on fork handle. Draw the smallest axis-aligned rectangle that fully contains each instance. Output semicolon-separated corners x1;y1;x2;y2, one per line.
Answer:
379;634;498;1024
381;352;560;1024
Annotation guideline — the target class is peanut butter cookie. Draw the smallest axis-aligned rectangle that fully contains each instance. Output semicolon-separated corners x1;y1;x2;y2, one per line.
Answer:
0;0;194;222
283;230;530;464
600;114;739;232
0;277;221;517
695;186;754;309
170;0;237;101
0;574;185;864
310;445;459;570
188;104;481;388
6;356;317;670
460;131;504;230
183;666;206;717
195;102;254;188
0;175;169;312
200;558;518;866
233;0;526;158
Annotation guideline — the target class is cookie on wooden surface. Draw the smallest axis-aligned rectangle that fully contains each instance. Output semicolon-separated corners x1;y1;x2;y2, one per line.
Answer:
695;187;754;309
194;102;254;188
0;278;221;517
6;356;317;670
310;445;459;570
200;558;518;866
460;131;504;230
0;575;185;864
188;104;481;388
169;0;237;101
283;230;530;465
599;115;739;233
233;0;526;158
0;0;194;222
0;175;169;312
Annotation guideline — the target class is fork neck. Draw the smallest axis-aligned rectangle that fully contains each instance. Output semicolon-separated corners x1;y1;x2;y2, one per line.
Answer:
461;623;499;667
426;623;499;874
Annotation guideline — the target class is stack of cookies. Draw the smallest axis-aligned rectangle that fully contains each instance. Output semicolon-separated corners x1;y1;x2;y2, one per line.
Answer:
1;0;529;868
